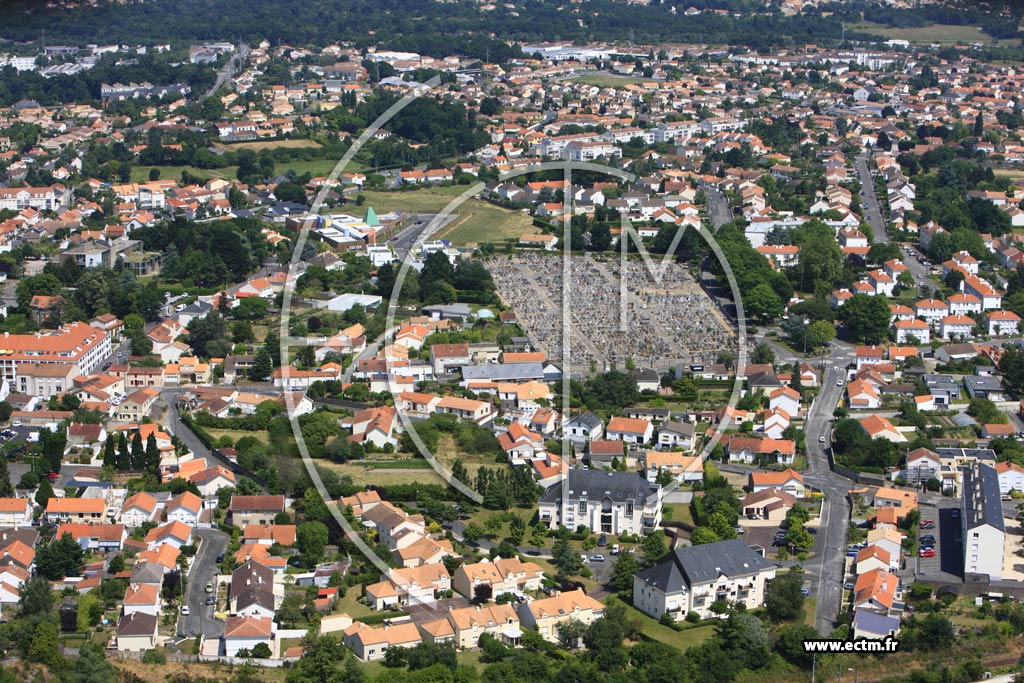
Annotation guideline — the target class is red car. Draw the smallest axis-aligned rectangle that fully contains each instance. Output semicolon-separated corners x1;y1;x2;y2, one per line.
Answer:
919;548;935;558
919;519;934;527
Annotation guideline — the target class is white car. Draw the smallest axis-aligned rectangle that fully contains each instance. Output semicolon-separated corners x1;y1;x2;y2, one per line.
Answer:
818;435;826;443
835;378;844;386
181;606;190;616
590;554;605;562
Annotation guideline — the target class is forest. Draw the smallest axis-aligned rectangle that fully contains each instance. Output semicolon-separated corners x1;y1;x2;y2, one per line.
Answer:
0;0;1018;56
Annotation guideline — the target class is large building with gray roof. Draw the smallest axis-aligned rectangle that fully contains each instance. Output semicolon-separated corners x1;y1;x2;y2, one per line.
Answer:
632;539;777;621
962;462;1004;580
538;469;662;535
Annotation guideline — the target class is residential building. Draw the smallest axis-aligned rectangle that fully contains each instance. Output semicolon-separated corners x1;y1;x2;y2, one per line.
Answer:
962;462;1005;580
537;470;663;535
228;495;286;526
517;589;605;642
632;539;777;622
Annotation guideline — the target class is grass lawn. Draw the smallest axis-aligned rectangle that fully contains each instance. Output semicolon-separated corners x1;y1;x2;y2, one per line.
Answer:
213;139;322;152
320;459;448;487
802;598;817;627
847;21;1011;45
609;596;716;652
333;585;377;620
570;73;654;88
131;164;237;183
356;187;533;246
662;503;695;526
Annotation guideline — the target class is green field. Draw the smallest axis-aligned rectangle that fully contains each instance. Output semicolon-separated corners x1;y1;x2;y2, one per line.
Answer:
569;73;653;88
848;21;1012;45
130;164;237;183
212;139;322;152
357;187;534;246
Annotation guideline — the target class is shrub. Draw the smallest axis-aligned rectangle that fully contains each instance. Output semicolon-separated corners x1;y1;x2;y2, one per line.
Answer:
141;649;166;664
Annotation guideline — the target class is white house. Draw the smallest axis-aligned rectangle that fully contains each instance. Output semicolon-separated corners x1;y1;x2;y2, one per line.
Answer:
605;416;653;444
987;310;1021;336
633;540;777;621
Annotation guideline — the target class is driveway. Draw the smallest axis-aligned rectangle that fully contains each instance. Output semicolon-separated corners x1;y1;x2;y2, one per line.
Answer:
177;528;230;638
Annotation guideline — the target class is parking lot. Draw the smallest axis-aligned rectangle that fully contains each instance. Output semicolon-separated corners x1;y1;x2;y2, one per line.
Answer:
745;522;786;558
915;502;964;581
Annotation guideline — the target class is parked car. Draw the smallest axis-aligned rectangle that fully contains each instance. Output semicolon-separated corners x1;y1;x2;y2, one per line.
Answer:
205;582;214;593
597;534;607;547
818;435;826;443
919;548;936;558
205;597;215;606
801;588;810;596
919;519;934;527
590;554;606;562
735;526;745;535
919;535;935;545
181;606;190;615
843;582;855;590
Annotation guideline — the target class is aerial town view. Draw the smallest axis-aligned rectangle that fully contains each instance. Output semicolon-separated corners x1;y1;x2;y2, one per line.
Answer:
5;1;1024;682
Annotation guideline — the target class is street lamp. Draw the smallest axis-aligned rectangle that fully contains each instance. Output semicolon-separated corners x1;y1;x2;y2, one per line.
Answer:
803;318;811;355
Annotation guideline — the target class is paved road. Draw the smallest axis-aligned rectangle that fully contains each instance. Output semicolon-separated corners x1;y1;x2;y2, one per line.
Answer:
201;43;250;101
854;152;888;244
705;188;733;229
341;325;399;384
178;528;229;638
800;346;857;635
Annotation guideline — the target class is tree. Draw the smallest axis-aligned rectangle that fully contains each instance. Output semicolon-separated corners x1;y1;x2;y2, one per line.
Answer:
36;532;85;579
302;487;331;523
145;433;160;474
690;526;720;545
640;531;666;568
837;294;891;344
18;576;53;618
0;457;11;498
999;346;1024;398
296;521;329;567
774;623;818;666
745;282;783;322
764;570;805;622
784;525;813;553
285;635;364;683
552;535;582;579
248;347;273;381
590;224;612;251
751;342;775;365
28;621;60;666
609;550;640;593
35;478;54;507
473;582;493;603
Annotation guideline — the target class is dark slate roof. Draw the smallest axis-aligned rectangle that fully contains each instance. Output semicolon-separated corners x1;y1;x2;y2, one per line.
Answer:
540;469;660;505
936;447;995;462
567;411;603;430
117;610;157;636
853;608;900;636
962;463;1004;533
634;539;775;593
230;560;276;611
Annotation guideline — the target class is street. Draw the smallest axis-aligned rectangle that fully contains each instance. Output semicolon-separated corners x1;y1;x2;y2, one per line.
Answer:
854;151;888;244
177;528;230;638
705;188;733;229
801;345;856;634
